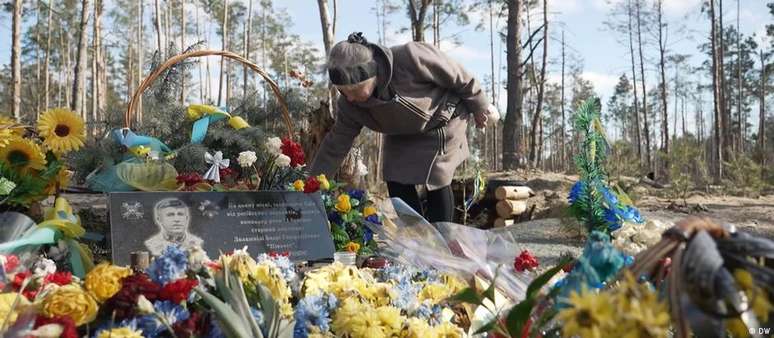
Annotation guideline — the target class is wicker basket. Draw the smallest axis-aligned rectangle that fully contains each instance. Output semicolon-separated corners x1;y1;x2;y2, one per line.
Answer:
123;50;295;139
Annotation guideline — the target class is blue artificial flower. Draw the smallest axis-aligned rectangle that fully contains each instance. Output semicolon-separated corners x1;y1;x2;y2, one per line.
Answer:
206;321;227;338
256;253;297;286
137;300;190;337
348;189;365;202
293;294;338;338
390;279;421;312
146;245;189;284
568;181;585;204
377;265;414;284
365;214;382;225
327;211;343;225
600;186;620;208
363;227;373;243
250;307;265;333
604;208;622;232
624;255;635;266
414;302;443;325
92;319;140;338
621;205;644;223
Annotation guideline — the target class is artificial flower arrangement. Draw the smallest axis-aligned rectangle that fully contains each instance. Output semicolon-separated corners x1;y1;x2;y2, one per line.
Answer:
85;104;307;193
295;262;468;338
0;244;298;338
0;110;84;208
290;175;381;256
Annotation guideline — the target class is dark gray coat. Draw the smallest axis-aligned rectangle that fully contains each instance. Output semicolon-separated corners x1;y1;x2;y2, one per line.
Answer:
309;42;489;190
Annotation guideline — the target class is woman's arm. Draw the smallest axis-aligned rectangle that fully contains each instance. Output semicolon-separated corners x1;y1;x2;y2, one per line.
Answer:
308;98;364;177
406;42;490;117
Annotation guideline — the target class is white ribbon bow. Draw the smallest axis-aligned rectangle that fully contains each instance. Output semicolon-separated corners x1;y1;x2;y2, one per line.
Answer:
204;151;230;183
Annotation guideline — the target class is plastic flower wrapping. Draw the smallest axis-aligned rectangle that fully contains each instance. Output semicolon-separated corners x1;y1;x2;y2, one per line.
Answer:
292;175;380;256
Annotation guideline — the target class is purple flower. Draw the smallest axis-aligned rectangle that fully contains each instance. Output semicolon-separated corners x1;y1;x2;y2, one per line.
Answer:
348;189;365;202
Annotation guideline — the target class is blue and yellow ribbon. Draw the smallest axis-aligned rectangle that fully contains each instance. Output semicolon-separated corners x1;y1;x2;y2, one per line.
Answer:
0;197;94;277
187;104;250;144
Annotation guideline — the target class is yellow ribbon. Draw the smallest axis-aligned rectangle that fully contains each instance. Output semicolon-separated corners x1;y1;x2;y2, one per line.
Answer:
186;104;250;130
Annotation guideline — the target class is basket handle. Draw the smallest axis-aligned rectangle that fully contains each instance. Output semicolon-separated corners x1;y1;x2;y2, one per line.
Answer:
124;50;295;140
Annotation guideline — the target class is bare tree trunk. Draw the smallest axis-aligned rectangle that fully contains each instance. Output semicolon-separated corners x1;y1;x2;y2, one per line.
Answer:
488;0;496;171
561;29;566;171
35;1;42;118
71;0;91;119
137;0;144;124
528;0;548;167
710;0;723;181
627;0;642;163
407;0;431;42
10;0;22;121
635;0;651;170
719;0;730;159
503;0;524;170
154;0;163;55
657;0;668;157
44;0;53;111
758;48;767;168
243;0;253;97
93;0;105;136
65;27;72;109
735;0;742;152
180;0;186;103
196;5;204;102
317;0;337;119
432;0;439;47
217;0;229;106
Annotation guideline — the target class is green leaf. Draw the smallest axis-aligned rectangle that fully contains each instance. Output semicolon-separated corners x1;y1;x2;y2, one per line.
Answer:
194;288;253;338
0;177;16;195
526;256;572;299
483;267;500;302
473;318;499;335
448;287;484;306
504;297;535;337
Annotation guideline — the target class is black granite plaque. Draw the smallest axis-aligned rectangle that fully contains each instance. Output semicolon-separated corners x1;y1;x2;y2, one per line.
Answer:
108;191;333;265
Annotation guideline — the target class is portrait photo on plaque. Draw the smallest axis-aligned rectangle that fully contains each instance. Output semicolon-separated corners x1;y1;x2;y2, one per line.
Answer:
108;191;334;265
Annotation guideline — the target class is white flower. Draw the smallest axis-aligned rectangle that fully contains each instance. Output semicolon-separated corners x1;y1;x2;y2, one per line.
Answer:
275;154;291;167
33;258;57;278
137;295;155;315
237;151;258;168
25;324;64;338
265;137;283;155
187;246;211;271
355;158;368;177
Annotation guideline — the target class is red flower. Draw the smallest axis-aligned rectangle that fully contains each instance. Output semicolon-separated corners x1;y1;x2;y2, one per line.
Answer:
23;289;38;300
304;176;320;193
268;251;290;258
219;167;236;179
177;173;204;187
173;310;209;338
102;273;161;320
35;315;78;338
514;250;539;272
12;271;31;290
160;278;199;304
3;255;20;272
44;271;73;286
280;138;306;167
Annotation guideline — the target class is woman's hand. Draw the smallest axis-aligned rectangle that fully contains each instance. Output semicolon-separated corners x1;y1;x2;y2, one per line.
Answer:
473;111;488;129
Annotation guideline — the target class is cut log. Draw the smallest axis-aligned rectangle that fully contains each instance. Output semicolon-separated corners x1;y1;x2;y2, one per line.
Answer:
496;200;528;217
494;218;515;228
495;186;534;200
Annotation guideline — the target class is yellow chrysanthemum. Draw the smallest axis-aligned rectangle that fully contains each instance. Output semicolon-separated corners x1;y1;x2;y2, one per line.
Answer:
332;298;400;338
37;108;85;154
0;137;47;173
430;322;464;338
733;269;772;323
293;179;305;192
556;288;614;338
419;283;456;305
317;174;330;190
95;327;144;338
344;241;361;253
403;318;432;338
254;262;294;318
221;250;258;282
